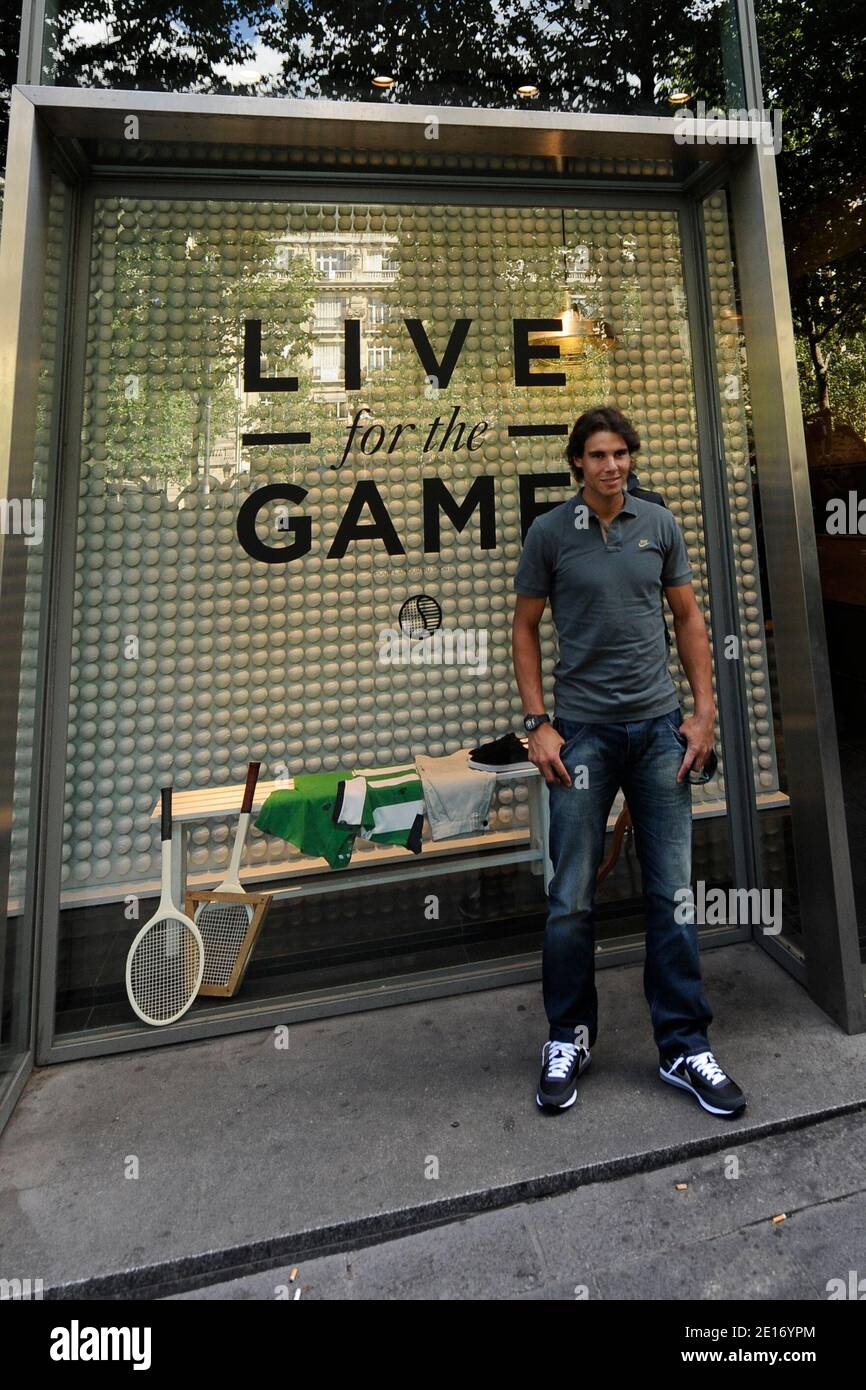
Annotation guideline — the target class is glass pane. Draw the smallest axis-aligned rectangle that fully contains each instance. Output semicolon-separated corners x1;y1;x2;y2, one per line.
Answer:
1;180;67;1098
755;0;866;979
701;186;801;951
41;0;744;117
54;191;738;1037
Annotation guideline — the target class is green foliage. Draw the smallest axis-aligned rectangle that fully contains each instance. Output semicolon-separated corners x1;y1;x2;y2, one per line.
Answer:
9;2;865;434
43;0;737;112
756;0;866;424
100;201;320;488
796;332;866;437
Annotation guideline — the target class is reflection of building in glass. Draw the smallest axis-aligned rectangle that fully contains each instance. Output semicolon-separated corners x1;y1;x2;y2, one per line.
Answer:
202;227;400;488
191;357;246;497
274;230;399;408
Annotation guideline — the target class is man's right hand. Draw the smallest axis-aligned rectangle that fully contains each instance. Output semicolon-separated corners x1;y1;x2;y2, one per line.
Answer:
527;722;572;787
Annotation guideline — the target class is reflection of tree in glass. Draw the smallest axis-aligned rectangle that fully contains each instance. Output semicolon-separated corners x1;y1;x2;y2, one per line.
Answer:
344;208;612;479
100;201;320;489
42;1;274;92
42;0;737;114
756;0;866;433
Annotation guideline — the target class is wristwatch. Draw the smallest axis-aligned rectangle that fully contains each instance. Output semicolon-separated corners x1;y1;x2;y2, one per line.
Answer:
523;712;551;733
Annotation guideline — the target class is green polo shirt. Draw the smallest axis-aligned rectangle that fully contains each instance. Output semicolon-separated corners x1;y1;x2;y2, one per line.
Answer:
514;487;693;722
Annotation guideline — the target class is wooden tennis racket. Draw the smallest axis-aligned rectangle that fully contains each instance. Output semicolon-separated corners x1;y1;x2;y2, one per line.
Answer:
126;787;204;1025
184;761;272;998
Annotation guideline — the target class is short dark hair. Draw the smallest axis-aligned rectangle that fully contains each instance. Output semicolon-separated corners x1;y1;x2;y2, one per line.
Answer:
565;406;641;481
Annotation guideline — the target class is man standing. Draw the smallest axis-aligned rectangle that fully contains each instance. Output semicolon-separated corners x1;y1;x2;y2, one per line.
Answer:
512;405;745;1118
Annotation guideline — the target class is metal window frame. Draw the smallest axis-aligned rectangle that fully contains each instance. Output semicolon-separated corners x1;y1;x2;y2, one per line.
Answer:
15;0;45;86
736;0;766;110
0;87;63;1124
0;85;860;1076
727;143;862;1027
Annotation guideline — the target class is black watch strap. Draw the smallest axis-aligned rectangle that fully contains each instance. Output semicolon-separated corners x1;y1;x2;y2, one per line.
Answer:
524;712;551;732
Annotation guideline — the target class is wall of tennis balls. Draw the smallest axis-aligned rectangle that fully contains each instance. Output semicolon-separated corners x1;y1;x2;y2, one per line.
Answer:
56;194;780;900
702;191;780;797
93;137;674;183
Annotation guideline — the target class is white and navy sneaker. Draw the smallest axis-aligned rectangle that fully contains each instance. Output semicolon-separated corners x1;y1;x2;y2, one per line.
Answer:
659;1049;746;1117
536;1040;591;1110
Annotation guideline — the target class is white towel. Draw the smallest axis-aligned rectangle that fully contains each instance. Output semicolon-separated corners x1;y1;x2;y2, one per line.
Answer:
415;750;496;841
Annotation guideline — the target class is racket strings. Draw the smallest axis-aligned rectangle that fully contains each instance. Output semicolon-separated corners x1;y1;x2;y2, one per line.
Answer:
195;901;254;986
128;917;203;1024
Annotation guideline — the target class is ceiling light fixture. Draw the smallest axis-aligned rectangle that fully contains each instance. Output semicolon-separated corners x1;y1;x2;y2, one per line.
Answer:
372;74;395;88
529;209;617;358
516;83;539;98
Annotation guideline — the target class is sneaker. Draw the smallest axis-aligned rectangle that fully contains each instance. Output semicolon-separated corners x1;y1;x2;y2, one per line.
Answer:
468;731;534;773
659;1049;746;1117
536;1040;591;1110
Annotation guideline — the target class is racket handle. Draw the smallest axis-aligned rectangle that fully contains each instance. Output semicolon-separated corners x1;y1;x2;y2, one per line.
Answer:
160;787;172;841
242;761;261;814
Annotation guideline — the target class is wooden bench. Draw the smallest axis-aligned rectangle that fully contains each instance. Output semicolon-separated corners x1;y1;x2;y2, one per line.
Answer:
150;757;555;904
149;762;792;907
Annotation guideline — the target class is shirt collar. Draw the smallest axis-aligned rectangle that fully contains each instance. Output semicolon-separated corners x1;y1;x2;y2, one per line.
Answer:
577;486;638;519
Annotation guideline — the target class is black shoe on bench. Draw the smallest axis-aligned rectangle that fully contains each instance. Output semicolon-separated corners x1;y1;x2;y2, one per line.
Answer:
536;1040;591;1111
468;731;534;773
659;1049;746;1117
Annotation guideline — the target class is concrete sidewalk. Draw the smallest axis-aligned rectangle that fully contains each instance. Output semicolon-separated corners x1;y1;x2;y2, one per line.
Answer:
2;941;865;1299
172;1110;866;1300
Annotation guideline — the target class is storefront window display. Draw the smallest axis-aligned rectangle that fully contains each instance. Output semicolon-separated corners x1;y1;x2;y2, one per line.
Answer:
40;189;782;1039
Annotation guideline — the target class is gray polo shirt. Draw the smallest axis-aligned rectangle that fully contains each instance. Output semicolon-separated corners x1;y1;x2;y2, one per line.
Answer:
514;487;693;722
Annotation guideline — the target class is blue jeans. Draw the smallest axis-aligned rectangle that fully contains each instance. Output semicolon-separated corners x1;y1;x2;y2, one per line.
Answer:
544;708;713;1063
